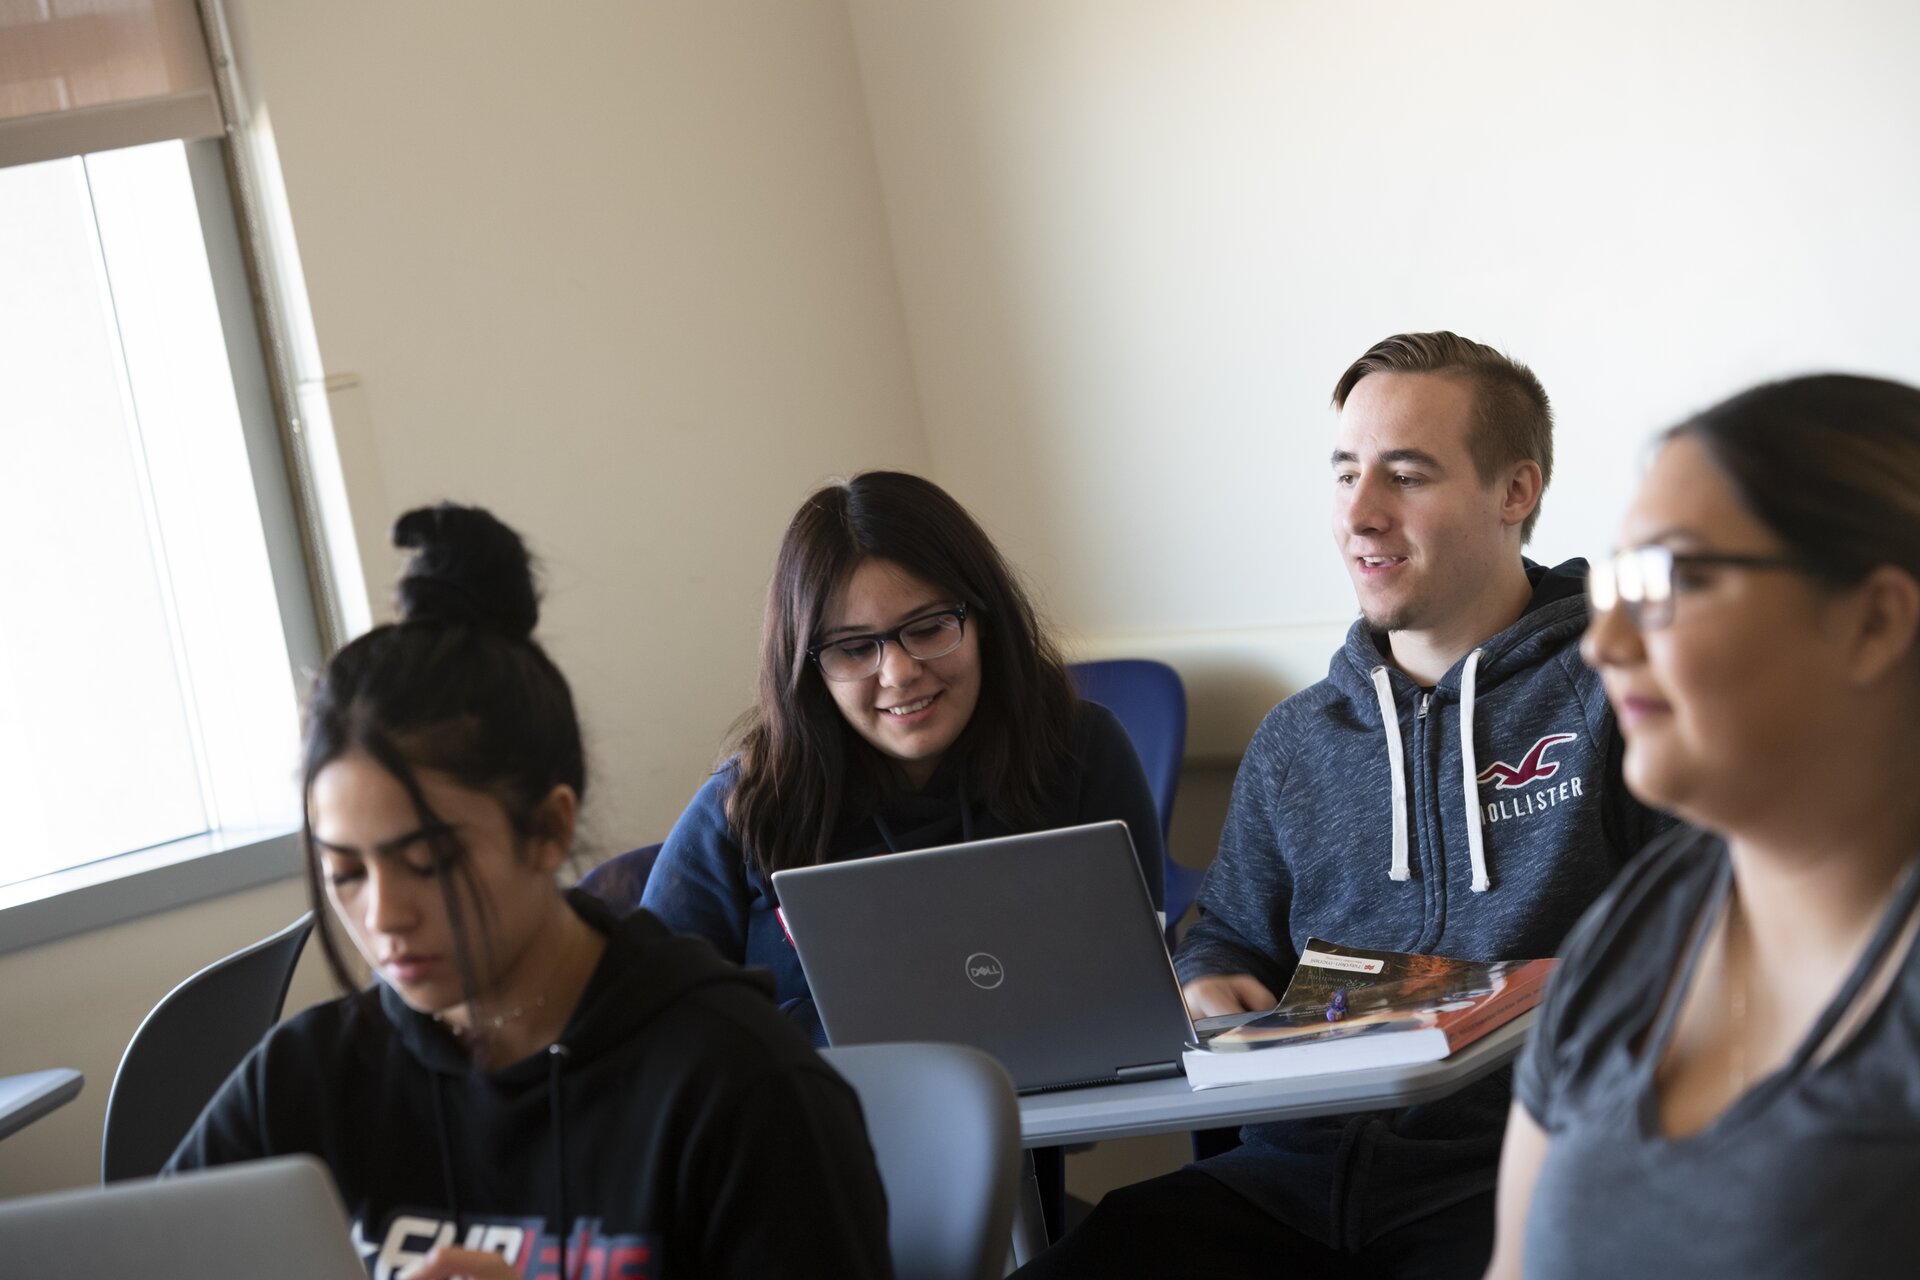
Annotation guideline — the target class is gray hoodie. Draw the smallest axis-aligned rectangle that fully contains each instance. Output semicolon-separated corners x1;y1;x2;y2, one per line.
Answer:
1177;559;1670;1249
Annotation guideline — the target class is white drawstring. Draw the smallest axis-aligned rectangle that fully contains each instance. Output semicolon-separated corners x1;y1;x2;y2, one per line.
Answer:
1460;648;1490;892
1370;666;1411;883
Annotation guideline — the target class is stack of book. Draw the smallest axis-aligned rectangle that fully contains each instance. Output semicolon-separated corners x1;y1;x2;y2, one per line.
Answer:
1183;938;1553;1090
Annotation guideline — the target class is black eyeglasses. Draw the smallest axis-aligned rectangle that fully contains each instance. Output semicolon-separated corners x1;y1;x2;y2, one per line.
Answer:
808;604;969;682
1587;545;1806;630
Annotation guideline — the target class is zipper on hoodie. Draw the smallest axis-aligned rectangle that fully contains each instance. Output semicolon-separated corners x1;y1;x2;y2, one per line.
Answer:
1412;697;1430;835
1411;689;1442;947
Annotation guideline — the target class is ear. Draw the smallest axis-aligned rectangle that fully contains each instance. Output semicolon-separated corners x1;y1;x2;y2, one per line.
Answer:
1497;460;1544;531
1840;565;1920;687
525;784;579;873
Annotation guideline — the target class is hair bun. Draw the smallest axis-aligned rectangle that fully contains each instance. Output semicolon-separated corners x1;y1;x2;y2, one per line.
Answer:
391;503;540;638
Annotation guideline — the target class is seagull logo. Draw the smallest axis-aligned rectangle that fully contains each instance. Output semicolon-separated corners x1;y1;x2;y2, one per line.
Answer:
1476;733;1578;790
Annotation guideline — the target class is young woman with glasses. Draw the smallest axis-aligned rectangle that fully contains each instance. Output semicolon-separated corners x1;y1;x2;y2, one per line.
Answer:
169;505;889;1280
641;470;1166;1046
1485;375;1920;1278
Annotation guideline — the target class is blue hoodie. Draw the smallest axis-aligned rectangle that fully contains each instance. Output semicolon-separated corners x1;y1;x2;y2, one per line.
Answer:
1176;559;1670;1249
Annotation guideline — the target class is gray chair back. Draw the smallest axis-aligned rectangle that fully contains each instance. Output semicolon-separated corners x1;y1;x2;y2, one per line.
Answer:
101;913;315;1182
820;1042;1021;1280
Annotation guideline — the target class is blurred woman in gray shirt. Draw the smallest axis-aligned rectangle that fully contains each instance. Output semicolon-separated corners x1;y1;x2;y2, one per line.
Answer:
1487;374;1920;1279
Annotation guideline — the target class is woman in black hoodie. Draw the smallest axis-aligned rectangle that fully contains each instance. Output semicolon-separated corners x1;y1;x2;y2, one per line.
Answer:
168;504;891;1280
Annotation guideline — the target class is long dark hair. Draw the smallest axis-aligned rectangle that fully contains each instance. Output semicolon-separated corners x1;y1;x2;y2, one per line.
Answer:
1667;374;1920;588
727;471;1079;878
299;504;587;1027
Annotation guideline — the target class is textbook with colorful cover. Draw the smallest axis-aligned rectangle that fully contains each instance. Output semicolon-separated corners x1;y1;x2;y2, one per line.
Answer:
1182;938;1554;1090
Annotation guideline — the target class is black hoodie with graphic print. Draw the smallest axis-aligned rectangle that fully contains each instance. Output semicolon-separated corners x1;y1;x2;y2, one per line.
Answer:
167;892;892;1280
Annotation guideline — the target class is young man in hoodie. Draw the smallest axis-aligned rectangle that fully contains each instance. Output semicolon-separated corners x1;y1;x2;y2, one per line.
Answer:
1017;331;1667;1278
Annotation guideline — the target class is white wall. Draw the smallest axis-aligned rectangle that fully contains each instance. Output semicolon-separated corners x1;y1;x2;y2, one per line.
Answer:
229;0;931;853
847;0;1920;757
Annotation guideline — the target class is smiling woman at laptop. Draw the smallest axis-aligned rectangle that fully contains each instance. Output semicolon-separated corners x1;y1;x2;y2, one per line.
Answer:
642;470;1166;1047
167;505;889;1280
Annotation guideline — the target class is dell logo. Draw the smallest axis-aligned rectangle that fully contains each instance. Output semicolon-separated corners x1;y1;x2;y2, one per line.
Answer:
965;952;1005;989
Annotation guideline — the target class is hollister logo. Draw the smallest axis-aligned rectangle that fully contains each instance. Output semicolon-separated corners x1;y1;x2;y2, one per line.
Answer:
1477;732;1587;826
1476;733;1577;790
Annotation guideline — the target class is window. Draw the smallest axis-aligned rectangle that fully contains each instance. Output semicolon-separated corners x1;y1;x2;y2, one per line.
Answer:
0;0;362;952
1;136;307;878
0;137;329;949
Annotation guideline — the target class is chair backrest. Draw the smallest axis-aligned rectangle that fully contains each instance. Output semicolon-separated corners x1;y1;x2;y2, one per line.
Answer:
1069;658;1187;838
576;841;664;913
102;912;315;1182
819;1042;1020;1280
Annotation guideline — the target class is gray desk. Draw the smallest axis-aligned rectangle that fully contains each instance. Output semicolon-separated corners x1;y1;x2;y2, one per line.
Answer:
1007;1013;1534;1265
0;1069;84;1142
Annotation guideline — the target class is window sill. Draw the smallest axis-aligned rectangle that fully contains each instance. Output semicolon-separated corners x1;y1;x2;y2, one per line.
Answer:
0;828;304;956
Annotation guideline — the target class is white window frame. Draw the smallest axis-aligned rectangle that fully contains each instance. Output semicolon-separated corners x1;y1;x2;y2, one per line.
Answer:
0;137;328;955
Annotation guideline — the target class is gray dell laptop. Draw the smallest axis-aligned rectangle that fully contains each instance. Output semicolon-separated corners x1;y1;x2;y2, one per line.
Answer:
772;819;1196;1092
0;1155;366;1278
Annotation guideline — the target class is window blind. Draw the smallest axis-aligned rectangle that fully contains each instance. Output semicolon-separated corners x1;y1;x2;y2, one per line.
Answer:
0;0;222;169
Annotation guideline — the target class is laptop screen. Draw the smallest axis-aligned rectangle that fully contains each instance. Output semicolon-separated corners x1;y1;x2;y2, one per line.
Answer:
773;820;1195;1092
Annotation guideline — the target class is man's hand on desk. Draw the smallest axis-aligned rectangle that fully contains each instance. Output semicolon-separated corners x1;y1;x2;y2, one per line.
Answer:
1181;973;1278;1018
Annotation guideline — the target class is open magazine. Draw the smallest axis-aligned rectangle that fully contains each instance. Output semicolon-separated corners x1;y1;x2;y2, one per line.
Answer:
1182;938;1553;1089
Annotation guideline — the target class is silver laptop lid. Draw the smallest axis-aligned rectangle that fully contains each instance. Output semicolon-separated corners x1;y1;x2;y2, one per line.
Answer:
0;1155;366;1279
772;820;1195;1092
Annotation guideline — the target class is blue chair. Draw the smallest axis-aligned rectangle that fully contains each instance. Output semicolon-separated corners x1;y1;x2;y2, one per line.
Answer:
1071;661;1239;1163
577;842;664;912
1069;658;1201;938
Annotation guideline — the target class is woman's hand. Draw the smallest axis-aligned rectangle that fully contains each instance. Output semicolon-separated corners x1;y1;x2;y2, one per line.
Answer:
397;1244;523;1280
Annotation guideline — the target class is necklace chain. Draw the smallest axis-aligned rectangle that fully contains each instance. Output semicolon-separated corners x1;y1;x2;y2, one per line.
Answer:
435;992;549;1040
427;911;597;1046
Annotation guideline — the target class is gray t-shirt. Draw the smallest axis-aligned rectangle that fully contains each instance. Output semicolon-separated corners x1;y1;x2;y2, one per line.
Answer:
1516;827;1920;1278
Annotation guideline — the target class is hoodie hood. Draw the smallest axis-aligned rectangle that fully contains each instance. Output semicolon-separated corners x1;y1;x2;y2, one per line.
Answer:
167;889;893;1279
1331;558;1590;700
1336;556;1589;898
371;892;777;1278
379;889;769;1078
1329;559;1591;894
